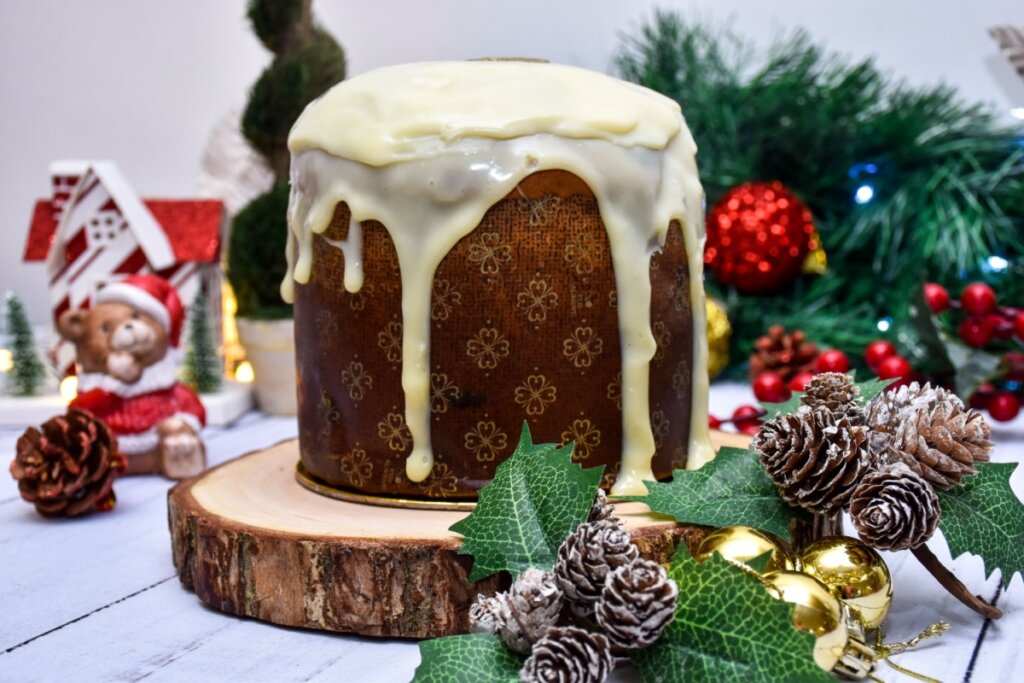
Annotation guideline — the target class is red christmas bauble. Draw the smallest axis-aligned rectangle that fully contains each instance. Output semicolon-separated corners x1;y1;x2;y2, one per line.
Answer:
815;349;850;374
987;392;1021;422
923;283;950;313
877;355;911;380
960;283;997;316
864;340;897;370
753;372;791;403
789;371;816;392
708;414;722;430
959;317;994;348
732;404;763;433
705;181;815;294
1014;312;1024;340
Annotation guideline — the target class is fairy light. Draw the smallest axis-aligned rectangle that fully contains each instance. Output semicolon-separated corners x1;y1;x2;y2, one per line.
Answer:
985;255;1009;273
877;317;892;332
854;184;875;205
59;376;78;403
235;361;255;384
0;349;12;373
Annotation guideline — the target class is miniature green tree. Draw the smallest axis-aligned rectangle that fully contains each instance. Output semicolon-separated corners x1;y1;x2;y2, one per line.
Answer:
183;289;223;394
227;0;346;319
5;292;46;396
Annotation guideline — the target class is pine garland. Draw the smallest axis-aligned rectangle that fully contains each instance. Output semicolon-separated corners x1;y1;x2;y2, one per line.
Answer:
616;13;1024;372
5;292;46;396
183;289;223;394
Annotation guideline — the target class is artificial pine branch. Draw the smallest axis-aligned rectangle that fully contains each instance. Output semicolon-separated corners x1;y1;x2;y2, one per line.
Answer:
617;12;1024;368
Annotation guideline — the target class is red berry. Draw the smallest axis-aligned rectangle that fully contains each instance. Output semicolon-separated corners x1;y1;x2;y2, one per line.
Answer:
987;392;1021;422
864;340;897;370
753;372;791;403
1015;312;1024;340
815;349;850;374
989;313;1014;340
1004;352;1024;382
708;414;722;430
732;404;764;433
969;383;996;410
877;355;911;380
789;371;816;392
960;283;997;316
923;283;950;313
959;317;995;348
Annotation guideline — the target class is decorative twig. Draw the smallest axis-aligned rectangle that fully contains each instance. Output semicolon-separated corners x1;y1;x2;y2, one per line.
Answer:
911;545;1002;620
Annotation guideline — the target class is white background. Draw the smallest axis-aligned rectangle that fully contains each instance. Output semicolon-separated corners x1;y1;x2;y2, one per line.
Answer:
1;0;1022;325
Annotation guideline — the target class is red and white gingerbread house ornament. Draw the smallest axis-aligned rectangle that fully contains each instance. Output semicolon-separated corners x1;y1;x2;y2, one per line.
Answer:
23;160;225;365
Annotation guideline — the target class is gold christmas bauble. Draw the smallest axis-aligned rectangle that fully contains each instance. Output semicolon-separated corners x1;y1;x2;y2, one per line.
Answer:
694;526;795;573
800;536;893;630
762;570;849;672
706;297;731;379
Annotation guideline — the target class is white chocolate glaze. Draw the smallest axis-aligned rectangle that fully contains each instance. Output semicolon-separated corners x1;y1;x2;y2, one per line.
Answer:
282;61;713;493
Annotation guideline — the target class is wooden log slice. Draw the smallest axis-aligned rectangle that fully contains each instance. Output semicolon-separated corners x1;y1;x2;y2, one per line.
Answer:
168;432;751;639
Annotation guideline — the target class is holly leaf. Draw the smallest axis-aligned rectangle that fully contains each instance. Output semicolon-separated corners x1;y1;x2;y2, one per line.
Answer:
621;447;808;541
761;393;803;420
412;634;523;683
631;548;831;683
937;462;1024;589
761;374;895;419
450;423;603;582
855;376;897;404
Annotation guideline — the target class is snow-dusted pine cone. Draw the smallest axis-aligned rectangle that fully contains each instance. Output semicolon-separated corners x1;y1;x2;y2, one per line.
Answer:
595;557;678;649
497;568;563;654
468;593;506;635
866;382;992;489
554;519;640;617
800;372;864;423
588;488;613;522
850;463;940;551
520;626;613;683
753;407;871;514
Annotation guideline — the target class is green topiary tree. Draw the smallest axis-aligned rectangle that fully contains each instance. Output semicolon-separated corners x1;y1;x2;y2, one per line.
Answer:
228;0;346;319
183;288;223;394
5;292;46;396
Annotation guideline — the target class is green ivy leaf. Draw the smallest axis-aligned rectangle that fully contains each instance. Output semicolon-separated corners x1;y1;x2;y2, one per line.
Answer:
412;634;523;683
450;423;603;582
622;447;809;541
937;462;1024;589
632;548;831;683
761;374;895;419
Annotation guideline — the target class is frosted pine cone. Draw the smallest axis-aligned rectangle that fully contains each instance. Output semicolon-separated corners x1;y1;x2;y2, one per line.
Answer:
589;488;613;522
497;568;563;654
753;407;870;514
595;557;678;649
850;463;940;551
520;626;613;683
468;593;506;635
10;409;124;517
800;372;863;423
554;519;640;618
866;382;992;489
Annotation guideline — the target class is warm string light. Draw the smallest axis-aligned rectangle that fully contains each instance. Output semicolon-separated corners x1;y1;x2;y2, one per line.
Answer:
0;349;12;373
234;361;255;384
59;376;78;403
220;281;247;380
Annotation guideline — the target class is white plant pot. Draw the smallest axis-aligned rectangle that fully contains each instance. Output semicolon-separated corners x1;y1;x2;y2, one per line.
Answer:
236;318;297;416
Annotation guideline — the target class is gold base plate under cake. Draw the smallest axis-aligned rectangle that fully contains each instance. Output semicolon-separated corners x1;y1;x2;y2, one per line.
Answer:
295;462;478;511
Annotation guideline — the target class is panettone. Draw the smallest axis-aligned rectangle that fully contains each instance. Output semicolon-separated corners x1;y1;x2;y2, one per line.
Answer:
282;61;712;500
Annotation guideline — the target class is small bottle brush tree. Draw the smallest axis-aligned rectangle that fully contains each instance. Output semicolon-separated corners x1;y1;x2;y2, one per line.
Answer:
183;289;223;394
228;0;346;320
4;292;46;396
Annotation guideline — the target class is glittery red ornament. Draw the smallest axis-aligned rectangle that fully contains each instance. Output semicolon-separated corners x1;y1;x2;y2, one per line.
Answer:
705;181;816;293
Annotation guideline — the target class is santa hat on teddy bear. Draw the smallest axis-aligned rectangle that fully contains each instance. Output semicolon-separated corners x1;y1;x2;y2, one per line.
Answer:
95;274;185;347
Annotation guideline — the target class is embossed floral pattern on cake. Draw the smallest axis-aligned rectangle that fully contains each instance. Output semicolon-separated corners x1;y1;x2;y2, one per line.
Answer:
293;174;693;498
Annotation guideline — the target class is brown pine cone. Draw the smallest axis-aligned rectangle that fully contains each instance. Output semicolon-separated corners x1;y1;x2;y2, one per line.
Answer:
866;382;992;489
753;407;870;515
497;568;564;654
9;409;123;517
520;626;613;683
749;325;819;382
554;518;640;618
850;462;940;551
588;488;613;522
468;593;506;635
800;372;863;423
595;557;677;649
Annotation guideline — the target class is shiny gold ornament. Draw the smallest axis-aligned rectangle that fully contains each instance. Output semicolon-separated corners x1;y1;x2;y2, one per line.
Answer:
705;297;731;379
694;526;795;573
800;536;893;630
762;571;849;672
801;228;828;275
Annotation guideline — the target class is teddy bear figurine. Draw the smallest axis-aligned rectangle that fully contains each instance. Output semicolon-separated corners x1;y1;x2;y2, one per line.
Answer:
57;274;207;479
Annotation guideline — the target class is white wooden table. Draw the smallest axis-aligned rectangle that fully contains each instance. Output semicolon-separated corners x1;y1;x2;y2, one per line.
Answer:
1;383;1021;682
